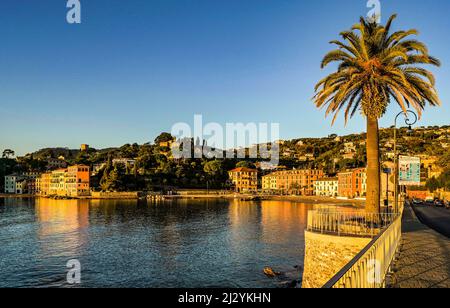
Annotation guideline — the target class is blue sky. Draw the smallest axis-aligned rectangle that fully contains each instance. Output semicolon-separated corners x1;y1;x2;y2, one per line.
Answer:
1;0;449;155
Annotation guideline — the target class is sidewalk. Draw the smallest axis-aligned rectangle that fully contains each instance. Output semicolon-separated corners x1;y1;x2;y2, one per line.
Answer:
392;204;450;288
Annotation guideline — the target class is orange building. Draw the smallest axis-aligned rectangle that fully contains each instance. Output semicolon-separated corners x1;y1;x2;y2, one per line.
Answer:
66;165;90;197
353;168;367;197
262;169;324;196
39;165;90;197
228;168;258;193
338;168;367;198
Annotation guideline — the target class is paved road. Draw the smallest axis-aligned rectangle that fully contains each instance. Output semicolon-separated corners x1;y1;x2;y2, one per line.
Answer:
411;204;450;238
392;205;450;288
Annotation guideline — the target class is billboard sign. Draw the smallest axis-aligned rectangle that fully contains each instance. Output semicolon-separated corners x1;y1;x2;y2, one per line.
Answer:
399;156;421;186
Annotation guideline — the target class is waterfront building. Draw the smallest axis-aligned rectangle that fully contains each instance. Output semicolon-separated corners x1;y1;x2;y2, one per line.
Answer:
4;174;21;194
66;165;90;197
338;171;354;198
262;173;278;192
4;173;39;194
26;173;39;195
261;169;324;195
338;168;367;198
15;179;27;194
228;168;258;193
50;169;67;196
39;173;51;196
41;165;91;197
353;168;367;197
314;177;339;197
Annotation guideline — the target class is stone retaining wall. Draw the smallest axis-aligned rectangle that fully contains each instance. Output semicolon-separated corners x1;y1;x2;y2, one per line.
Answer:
302;231;370;288
90;192;140;199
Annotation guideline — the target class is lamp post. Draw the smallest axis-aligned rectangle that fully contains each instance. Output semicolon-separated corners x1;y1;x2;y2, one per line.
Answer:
393;110;418;213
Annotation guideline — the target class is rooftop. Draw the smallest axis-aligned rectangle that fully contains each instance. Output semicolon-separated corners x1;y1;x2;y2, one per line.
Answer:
229;168;258;173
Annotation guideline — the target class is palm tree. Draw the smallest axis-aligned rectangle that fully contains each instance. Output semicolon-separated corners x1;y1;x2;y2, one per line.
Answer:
313;15;440;215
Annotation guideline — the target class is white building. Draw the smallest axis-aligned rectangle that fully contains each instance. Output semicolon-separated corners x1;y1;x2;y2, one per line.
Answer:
4;174;25;194
4;173;39;194
314;178;339;197
112;158;136;167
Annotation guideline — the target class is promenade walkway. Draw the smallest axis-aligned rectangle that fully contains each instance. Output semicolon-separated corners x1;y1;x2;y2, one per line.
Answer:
392;204;450;288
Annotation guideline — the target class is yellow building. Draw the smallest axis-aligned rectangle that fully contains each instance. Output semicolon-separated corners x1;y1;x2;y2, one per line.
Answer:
41;165;91;197
39;173;51;196
228;168;258;193
262;174;278;191
314;178;339;197
50;169;67;196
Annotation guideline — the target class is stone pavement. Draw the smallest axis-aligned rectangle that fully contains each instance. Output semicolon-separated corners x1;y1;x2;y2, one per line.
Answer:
392;204;450;288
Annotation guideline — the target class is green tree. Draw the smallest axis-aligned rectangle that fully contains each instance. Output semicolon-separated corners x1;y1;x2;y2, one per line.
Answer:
438;169;450;191
101;164;126;192
235;161;256;169
155;133;175;145
0;158;18;191
100;156;114;191
2;149;15;159
426;177;440;193
204;160;225;188
314;15;440;214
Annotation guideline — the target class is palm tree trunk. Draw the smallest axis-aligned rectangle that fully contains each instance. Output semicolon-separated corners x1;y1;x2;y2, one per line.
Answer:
366;116;381;215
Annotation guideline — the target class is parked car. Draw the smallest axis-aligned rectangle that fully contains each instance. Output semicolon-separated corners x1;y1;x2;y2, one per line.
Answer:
434;199;445;208
444;200;450;210
412;198;423;205
424;197;435;206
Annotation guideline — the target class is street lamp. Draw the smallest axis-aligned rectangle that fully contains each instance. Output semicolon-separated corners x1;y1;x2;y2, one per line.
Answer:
393;110;418;213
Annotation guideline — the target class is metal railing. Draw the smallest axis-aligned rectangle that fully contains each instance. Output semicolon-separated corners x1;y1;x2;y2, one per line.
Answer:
322;212;402;288
307;210;398;238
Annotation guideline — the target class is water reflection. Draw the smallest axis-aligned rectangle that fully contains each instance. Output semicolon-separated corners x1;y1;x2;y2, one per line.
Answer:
0;197;342;288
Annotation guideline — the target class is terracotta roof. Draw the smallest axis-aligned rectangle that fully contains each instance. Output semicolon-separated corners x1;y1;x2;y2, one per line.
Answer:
229;167;258;173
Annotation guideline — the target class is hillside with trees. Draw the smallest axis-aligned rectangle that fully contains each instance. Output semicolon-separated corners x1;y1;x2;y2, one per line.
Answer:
1;125;448;192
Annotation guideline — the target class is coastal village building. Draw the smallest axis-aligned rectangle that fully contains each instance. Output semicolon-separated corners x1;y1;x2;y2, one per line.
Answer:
25;173;39;195
419;155;443;182
39;173;51;196
353;168;367;197
4;174;22;194
4;173;40;194
314;178;339;197
46;158;67;170
228;168;258;193
262;169;324;195
338;168;367;198
66;165;90;197
262;173;277;192
50;169;67;196
39;165;91;197
92;159;136;176
112;158;136;170
15;179;27;194
338;171;354;198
